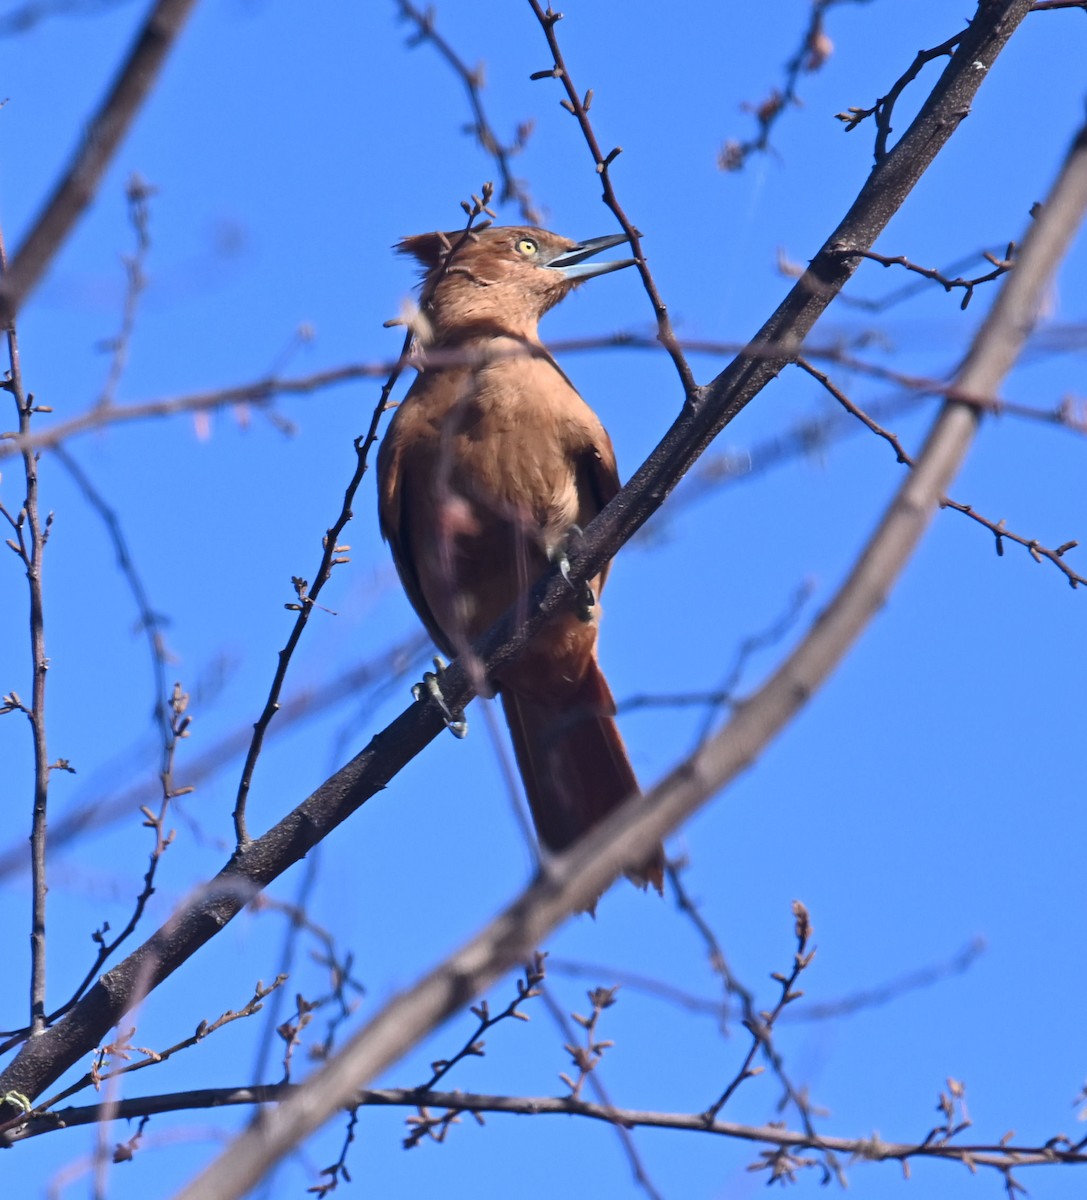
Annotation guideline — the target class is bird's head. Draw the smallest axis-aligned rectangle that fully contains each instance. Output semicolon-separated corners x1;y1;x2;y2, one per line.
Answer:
397;225;634;343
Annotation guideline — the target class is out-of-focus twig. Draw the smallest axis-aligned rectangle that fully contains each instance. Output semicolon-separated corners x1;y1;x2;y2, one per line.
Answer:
5;329;1084;462
396;0;542;224
548;936;986;1025
720;0;874;171
97;174;156;407
0;0;134;37
51;445;173;753
0;0;200;325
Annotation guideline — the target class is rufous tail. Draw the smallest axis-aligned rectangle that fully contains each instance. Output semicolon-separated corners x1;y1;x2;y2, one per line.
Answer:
500;658;664;894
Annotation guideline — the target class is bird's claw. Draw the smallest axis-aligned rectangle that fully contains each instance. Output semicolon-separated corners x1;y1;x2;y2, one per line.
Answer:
550;525;596;622
412;656;468;738
573;579;596;622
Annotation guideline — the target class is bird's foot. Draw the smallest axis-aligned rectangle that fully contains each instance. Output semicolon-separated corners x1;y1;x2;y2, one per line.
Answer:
412;656;468;739
550;525;596;622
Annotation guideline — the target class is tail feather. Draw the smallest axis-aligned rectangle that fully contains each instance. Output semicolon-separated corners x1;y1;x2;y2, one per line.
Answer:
500;659;664;894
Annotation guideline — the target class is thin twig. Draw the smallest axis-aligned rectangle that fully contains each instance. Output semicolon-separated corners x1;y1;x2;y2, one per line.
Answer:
0;226;52;1036
0;634;428;885
308;1107;359;1197
11;977;288;1127
704;904;811;1119
703;904;843;1186
248;894;366;1070
796;242;1019;312
0;360;392;460
527;1;698;400
796;357;1087;587
668;870;832;1176
0;684;194;1054
835;31;964;162
845;244;1015;311
690;581;814;746
411;953;545;1099
615;582;813;731
478;697;539;860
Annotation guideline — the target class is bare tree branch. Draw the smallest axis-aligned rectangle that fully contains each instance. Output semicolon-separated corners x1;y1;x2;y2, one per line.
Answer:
11;1083;1087;1187
96;173;155;407
50;444;173;750
535;982;664;1200
0;361;392;460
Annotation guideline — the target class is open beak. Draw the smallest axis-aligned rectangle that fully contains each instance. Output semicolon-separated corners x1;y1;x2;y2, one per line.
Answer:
544;232;636;281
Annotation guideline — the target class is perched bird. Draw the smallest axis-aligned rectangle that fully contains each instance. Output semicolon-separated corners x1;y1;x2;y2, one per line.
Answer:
377;225;663;893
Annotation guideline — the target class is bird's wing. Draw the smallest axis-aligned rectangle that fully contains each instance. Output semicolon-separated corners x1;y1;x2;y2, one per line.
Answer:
574;431;623;593
377;424;452;656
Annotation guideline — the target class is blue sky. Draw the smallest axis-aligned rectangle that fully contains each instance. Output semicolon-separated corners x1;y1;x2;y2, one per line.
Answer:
1;2;1085;1198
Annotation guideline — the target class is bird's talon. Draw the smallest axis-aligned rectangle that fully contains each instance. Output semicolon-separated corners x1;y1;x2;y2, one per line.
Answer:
551;544;574;587
550;524;591;603
575;581;596;622
412;657;468;738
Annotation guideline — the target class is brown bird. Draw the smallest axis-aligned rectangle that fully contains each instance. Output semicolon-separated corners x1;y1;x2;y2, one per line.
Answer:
377;225;663;893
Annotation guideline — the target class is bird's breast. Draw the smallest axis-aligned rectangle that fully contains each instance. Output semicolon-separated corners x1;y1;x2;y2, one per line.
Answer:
416;354;601;541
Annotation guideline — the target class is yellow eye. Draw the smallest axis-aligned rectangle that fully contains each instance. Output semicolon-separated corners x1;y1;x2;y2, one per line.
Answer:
515;237;538;257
